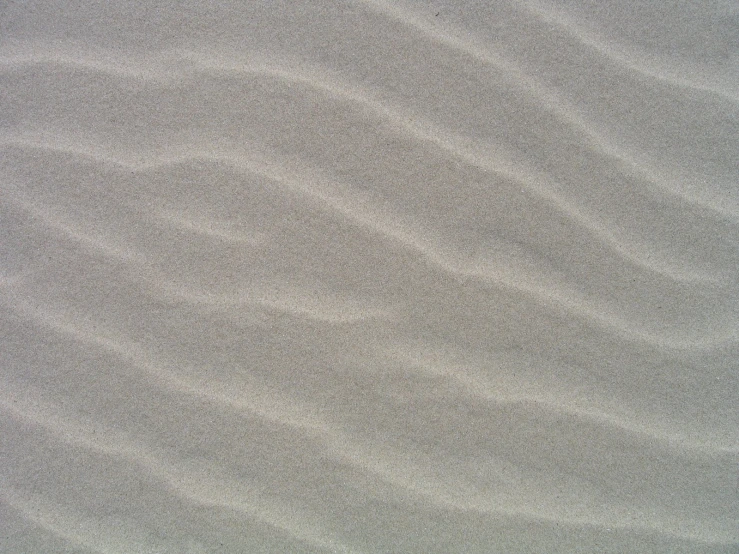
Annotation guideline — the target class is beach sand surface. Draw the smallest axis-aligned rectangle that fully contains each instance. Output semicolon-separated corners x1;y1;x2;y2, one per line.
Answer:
1;1;738;552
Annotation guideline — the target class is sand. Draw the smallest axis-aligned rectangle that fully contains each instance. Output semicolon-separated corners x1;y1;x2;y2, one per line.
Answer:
1;0;738;552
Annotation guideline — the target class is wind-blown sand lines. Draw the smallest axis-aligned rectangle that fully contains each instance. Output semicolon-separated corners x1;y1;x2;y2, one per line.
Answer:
2;1;738;551
514;0;739;102
2;284;732;460
3;132;729;286
1;183;393;325
0;291;365;442
3;49;737;223
355;0;739;104
2;136;736;352
2;283;736;545
142;204;268;247
3;54;738;285
0;395;355;554
1;373;735;547
4;289;737;541
379;346;738;455
350;0;739;209
1;189;147;265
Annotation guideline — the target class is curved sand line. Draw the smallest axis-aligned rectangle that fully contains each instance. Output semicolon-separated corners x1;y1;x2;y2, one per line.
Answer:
3;137;736;351
2;48;737;221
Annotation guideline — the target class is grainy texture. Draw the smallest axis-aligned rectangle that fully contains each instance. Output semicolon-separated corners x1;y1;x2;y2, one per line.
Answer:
1;1;738;552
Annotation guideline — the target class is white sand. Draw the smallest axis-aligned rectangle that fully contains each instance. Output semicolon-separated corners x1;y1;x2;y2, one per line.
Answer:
1;1;738;552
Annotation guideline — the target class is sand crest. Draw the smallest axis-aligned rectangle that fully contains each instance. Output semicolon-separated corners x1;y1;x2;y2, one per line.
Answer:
2;1;738;552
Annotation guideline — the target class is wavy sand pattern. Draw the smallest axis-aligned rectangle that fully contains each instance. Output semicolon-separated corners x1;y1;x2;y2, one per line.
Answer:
1;1;738;552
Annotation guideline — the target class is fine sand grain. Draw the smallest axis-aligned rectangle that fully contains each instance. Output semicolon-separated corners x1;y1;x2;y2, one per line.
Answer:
2;1;738;552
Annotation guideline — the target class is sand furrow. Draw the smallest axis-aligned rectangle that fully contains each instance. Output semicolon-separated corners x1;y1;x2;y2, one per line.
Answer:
356;0;739;104
3;50;737;223
2;381;736;547
0;395;354;554
2;283;735;471
2;2;737;551
515;0;739;103
2;137;736;352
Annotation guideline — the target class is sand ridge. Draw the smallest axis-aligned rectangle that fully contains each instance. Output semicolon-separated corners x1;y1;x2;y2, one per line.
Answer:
2;0;738;552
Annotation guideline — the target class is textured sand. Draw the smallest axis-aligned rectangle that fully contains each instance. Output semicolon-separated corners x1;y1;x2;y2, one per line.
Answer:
1;1;738;552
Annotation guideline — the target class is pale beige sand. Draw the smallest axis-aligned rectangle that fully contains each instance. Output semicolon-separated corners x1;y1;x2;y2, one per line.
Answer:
1;0;738;552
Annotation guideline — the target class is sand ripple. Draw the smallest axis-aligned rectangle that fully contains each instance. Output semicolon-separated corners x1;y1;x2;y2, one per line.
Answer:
2;1;738;551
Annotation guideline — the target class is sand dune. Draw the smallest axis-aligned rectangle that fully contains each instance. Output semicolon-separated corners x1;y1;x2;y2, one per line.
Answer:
2;1;738;552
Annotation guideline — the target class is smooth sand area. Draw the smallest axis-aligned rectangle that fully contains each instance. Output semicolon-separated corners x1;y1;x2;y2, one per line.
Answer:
2;1;738;552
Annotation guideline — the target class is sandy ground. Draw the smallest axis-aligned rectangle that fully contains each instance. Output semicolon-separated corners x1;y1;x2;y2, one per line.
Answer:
1;1;738;552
